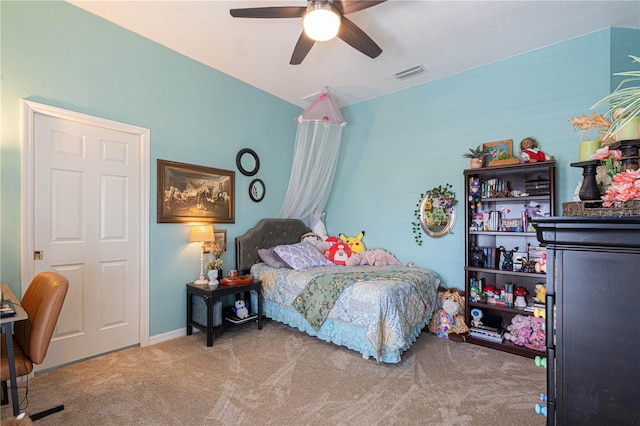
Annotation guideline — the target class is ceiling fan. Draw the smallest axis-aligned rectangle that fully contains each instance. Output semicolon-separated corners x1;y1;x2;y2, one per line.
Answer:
230;0;387;65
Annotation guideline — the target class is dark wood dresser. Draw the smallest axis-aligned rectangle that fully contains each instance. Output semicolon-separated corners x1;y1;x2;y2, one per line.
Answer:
534;216;640;425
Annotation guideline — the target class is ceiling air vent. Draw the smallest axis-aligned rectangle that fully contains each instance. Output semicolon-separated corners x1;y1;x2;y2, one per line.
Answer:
394;65;426;81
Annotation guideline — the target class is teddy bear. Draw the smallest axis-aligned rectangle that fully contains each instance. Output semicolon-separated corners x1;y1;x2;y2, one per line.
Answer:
428;288;469;341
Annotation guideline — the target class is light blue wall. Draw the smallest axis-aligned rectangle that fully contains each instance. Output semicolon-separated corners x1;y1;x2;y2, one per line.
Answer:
0;1;300;335
329;28;638;289
1;1;637;337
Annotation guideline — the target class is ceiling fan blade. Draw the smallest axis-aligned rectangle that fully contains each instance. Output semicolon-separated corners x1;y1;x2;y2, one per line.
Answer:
230;7;306;19
334;0;387;15
290;31;315;65
337;16;382;59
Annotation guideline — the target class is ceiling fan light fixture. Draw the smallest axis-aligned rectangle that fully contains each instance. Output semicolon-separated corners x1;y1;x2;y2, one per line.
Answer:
303;3;340;41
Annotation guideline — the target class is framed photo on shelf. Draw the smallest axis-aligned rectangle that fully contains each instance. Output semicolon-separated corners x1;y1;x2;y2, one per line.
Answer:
482;139;519;166
157;159;235;223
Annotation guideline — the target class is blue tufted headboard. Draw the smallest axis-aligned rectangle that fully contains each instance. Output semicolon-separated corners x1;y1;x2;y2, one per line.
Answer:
235;218;311;274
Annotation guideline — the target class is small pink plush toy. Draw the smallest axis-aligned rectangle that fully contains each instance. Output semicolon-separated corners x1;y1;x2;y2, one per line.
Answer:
535;253;547;273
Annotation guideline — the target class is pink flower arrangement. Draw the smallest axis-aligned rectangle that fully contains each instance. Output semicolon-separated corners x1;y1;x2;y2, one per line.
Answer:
601;169;640;207
591;146;622;161
591;146;640;206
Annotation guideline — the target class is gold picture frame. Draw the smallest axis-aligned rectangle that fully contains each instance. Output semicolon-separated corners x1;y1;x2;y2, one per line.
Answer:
157;159;235;223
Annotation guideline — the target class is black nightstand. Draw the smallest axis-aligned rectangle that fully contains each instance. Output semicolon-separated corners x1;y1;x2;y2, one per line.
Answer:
186;280;263;347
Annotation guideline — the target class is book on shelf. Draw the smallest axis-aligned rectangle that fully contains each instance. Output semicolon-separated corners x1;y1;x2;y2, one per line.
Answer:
523;301;545;313
477;247;500;269
224;313;258;324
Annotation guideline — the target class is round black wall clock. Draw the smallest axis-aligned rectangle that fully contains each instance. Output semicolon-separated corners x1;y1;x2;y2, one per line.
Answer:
236;148;260;176
249;179;265;202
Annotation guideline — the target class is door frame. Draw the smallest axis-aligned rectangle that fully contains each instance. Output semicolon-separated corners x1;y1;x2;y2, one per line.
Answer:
21;99;150;347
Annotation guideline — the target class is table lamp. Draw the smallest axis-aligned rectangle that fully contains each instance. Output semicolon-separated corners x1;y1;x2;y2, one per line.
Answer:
190;225;215;285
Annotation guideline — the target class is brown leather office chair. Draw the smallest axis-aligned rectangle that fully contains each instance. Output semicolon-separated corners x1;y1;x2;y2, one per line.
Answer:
1;272;69;419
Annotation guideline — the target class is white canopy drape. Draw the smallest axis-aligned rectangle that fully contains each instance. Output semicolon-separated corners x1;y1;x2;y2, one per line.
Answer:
279;93;346;233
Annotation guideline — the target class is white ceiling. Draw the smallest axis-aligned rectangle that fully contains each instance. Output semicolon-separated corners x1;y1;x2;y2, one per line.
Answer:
68;0;640;108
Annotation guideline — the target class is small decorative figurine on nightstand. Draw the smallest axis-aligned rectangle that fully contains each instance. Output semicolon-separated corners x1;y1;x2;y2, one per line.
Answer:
499;246;519;271
520;137;554;163
234;300;249;319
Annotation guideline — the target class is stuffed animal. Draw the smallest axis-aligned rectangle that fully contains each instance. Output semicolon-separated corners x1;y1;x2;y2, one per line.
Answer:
345;249;402;266
234;300;249;319
535;252;547;273
428;288;469;341
534;284;546;303
327;241;352;265
339;231;366;254
301;232;323;246
525;317;546;352
504;314;531;346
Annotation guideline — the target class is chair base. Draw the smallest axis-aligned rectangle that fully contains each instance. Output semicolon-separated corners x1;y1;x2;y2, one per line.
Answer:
30;404;65;421
1;379;64;420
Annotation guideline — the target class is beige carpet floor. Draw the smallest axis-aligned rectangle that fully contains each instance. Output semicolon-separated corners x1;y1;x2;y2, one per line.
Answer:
2;321;546;425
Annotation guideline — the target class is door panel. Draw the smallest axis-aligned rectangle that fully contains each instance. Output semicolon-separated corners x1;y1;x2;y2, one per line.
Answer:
33;112;141;369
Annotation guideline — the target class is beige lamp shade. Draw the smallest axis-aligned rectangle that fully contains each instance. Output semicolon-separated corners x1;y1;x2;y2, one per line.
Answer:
190;225;215;243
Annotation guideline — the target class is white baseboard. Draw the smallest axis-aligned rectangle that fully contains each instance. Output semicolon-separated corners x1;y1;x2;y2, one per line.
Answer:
148;328;195;346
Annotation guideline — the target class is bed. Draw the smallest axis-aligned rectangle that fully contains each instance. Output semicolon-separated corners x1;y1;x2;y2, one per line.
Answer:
235;218;442;363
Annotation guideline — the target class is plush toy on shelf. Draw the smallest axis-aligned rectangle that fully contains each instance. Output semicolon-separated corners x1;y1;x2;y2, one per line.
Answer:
503;314;546;351
233;300;249;319
504;314;532;346
520;137;554;163
535;253;547;273
428;288;469;341
526;317;546;352
534;284;546;303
